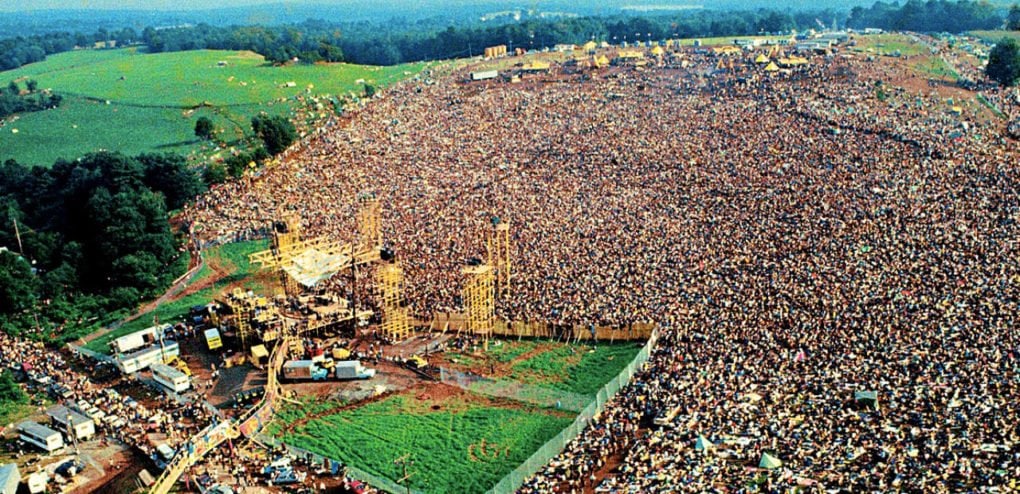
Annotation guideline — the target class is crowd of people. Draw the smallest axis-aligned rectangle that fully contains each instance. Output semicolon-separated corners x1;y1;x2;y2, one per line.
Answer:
187;40;1019;492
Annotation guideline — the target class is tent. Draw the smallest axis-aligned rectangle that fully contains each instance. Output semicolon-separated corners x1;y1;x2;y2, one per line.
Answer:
764;62;780;72
582;41;598;52
755;53;770;64
759;452;783;469
694;435;714;452
855;390;879;409
650;46;665;57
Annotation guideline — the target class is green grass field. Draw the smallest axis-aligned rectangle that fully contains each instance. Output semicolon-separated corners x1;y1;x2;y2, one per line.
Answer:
854;33;927;57
278;392;574;494
508;341;643;395
969;30;1020;43
0;48;427;166
913;56;960;80
84;239;269;354
445;339;643;396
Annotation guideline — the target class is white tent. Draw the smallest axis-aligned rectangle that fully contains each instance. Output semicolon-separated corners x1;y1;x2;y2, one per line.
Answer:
759;452;783;469
695;435;714;452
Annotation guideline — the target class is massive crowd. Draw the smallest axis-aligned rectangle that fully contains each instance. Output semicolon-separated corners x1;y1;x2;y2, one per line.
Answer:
187;42;1019;492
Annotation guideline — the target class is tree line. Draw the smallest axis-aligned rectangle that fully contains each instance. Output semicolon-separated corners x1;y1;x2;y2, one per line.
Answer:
0;3;1010;71
847;0;1003;33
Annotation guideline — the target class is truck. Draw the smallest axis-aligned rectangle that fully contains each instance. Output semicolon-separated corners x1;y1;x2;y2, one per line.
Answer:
334;361;376;380
282;361;329;381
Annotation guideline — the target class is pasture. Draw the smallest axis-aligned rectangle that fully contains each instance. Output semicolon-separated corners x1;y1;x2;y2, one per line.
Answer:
0;48;427;166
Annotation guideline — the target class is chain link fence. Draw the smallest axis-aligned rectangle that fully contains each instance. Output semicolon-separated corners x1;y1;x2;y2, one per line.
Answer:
264;330;658;494
485;329;659;494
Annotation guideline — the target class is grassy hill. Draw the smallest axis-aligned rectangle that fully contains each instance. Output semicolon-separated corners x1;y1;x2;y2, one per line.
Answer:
0;48;427;167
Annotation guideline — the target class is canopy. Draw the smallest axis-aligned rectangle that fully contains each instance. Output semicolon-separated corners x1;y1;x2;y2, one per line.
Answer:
282;248;350;288
764;62;780;72
755;54;770;64
759;452;783;469
650;46;665;56
695;435;714;452
583;41;598;51
855;390;879;409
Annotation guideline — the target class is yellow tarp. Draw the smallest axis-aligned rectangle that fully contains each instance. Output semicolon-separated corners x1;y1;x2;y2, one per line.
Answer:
755;53;770;64
583;41;598;52
650;46;665;56
521;60;551;71
250;344;268;359
764;62;780;72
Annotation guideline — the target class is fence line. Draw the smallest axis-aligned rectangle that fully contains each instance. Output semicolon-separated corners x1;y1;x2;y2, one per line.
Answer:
485;329;659;494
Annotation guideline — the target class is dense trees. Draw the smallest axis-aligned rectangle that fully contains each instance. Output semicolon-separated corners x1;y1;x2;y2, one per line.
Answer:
252;114;297;156
0;152;204;341
1008;4;1020;30
0;80;62;119
847;0;1002;33
987;38;1020;86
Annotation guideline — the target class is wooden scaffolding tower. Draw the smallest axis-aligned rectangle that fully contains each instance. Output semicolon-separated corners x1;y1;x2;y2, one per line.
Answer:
377;263;412;342
357;193;382;254
486;220;511;300
462;264;495;338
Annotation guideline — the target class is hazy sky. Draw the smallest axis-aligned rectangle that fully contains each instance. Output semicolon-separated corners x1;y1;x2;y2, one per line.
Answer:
0;0;304;11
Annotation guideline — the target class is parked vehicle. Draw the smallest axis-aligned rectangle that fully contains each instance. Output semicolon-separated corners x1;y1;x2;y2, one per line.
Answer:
334;361;376;380
282;361;329;381
55;459;85;477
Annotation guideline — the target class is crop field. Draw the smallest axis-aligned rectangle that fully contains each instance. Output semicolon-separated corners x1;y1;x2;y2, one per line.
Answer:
84;239;270;354
0;48;427;166
275;389;575;494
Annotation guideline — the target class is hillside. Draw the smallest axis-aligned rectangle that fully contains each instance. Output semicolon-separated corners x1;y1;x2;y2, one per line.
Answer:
0;48;426;166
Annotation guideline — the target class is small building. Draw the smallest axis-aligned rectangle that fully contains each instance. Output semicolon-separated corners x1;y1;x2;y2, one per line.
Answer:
553;44;576;53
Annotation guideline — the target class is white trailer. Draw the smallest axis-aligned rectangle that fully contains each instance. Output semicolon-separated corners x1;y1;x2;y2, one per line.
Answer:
151;363;190;393
17;421;63;453
46;404;96;441
111;324;171;354
470;70;498;81
116;341;180;374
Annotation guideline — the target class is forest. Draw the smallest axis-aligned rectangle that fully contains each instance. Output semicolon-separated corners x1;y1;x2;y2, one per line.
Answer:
0;153;204;342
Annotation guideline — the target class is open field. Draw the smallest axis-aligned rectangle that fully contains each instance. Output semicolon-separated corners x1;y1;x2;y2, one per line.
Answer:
84;239;270;354
0;48;427;166
276;388;575;494
854;33;928;57
969;30;1020;43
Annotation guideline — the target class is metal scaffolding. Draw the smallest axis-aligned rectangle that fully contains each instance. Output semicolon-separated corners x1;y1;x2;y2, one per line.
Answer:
377;263;412;342
462;264;495;338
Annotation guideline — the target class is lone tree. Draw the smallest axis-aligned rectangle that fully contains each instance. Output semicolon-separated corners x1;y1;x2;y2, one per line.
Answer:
194;116;215;140
363;83;377;99
987;38;1020;87
251;114;296;155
